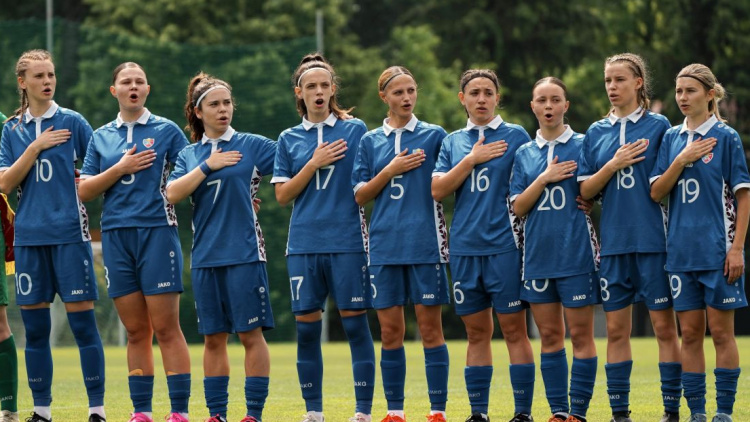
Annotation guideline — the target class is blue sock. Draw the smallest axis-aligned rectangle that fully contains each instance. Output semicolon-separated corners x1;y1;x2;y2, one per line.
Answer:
605;360;632;413
509;363;535;415
424;344;449;411
204;376;229;418
465;366;492;414
128;375;154;413
167;373;191;414
245;376;269;420
21;308;53;407
341;314;375;415
296;320;323;412
541;349;569;415
380;347;406;410
659;362;682;413
715;367;740;415
570;356;597;417
67;309;106;407
683;372;706;415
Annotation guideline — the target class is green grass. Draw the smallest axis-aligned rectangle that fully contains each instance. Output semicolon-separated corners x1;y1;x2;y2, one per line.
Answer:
14;337;750;421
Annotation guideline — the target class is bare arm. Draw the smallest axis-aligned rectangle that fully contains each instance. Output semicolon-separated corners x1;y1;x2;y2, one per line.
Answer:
274;139;347;207
513;156;577;217
165;148;242;204
650;137;716;202
354;149;425;206
78;145;156;202
0;127;70;194
579;139;648;199
431;137;507;201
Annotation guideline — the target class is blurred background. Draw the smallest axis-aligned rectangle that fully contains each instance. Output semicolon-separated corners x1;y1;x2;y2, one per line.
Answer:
1;0;749;346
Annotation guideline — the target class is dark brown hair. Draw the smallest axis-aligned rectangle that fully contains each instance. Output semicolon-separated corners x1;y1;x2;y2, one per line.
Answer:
459;69;501;117
604;53;650;116
291;53;353;119
677;63;726;122
184;72;233;142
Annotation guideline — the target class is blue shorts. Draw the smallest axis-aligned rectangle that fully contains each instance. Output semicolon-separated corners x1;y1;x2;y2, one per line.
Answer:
287;253;371;315
15;242;98;305
370;264;450;309
102;226;183;298
669;270;747;311
450;250;526;315
521;272;601;308
599;253;672;312
192;262;274;335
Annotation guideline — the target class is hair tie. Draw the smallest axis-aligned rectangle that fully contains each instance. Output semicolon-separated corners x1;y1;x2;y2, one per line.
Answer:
380;71;405;91
678;74;713;90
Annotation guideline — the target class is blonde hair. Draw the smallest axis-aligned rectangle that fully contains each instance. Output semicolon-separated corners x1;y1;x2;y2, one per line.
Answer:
378;66;416;120
677;63;726;122
10;49;53;122
604;53;650;116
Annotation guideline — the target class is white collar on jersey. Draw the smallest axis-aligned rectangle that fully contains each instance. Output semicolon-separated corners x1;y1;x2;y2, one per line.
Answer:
116;108;151;128
201;126;235;144
535;125;574;149
302;112;337;131
679;114;718;136
23;101;58;123
383;114;418;136
608;106;644;126
466;115;503;131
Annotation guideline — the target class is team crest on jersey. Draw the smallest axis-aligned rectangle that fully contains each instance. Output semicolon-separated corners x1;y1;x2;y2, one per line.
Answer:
143;138;155;148
637;138;649;147
702;153;713;164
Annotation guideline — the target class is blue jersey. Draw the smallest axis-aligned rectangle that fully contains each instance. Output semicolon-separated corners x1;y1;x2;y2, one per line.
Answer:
352;116;448;265
168;127;276;268
510;127;599;280
433;115;531;256
81;109;188;231
578;108;670;256
0;102;92;246
651;116;750;271
272;114;368;255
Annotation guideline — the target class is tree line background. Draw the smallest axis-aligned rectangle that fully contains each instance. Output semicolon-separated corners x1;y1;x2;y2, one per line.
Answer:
1;0;749;344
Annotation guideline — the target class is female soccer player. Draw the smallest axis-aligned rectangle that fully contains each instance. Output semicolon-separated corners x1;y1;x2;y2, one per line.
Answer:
0;110;18;422
577;53;681;422
650;64;748;422
166;73;275;422
432;69;535;422
0;49;106;422
352;66;450;422
272;53;375;422
510;77;599;422
77;62;191;422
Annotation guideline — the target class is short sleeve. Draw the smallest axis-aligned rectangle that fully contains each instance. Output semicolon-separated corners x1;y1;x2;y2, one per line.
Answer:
271;134;292;183
80;136;101;176
509;150;529;200
73;115;94;163
0;124;14;171
351;136;372;193
726;131;750;193
577;132;596;181
650;131;673;185
168;126;189;165
168;149;189;185
256;136;277;176
433;137;452;177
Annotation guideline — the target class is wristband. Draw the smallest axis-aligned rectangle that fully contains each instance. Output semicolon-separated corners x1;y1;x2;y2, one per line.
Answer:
199;161;212;176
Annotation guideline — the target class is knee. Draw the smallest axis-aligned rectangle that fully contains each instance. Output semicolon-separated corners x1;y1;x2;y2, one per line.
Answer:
417;321;443;345
537;323;564;348
606;321;630;345
152;323;181;345
203;335;227;352
680;325;704;346
652;318;678;342
379;322;404;347
126;323;154;345
708;325;733;347
465;323;492;346
500;318;528;345
568;325;593;352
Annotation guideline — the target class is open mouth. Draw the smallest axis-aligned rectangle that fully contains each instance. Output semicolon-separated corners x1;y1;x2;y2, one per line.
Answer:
315;99;325;106
43;88;52;94
129;93;139;101
545;113;553;119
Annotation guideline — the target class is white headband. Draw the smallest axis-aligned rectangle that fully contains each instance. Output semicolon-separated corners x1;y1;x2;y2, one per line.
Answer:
297;67;332;87
195;85;230;108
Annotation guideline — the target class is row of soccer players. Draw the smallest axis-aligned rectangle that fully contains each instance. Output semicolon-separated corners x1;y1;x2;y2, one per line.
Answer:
0;49;746;422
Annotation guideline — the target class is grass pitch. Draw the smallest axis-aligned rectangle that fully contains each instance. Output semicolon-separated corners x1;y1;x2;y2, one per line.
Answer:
13;337;750;421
